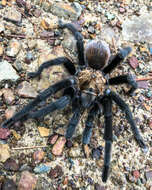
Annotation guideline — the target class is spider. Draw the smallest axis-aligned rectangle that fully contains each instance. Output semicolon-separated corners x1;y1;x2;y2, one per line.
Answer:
1;21;147;182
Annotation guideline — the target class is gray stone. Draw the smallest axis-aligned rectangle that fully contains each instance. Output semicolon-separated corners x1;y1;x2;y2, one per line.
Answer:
6;39;21;57
122;13;152;42
0;61;19;83
50;3;80;20
17;81;38;98
5;7;21;23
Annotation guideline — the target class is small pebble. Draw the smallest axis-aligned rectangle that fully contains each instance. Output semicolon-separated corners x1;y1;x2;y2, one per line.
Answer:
129;56;139;69
92;148;101;160
25;52;34;64
145;170;152;180
94;183;105;190
18;171;37;190
33;150;45;163
6;39;21;57
34;164;51;174
17;81;38;98
3;89;15;104
0;128;11;140
0;144;10;162
48;165;63;179
38;127;50;137
133;170;140;179
119;7;126;13
4;158;19;171
48;134;58;145
5;106;16;119
1;179;17;190
52;136;66;156
88;26;95;34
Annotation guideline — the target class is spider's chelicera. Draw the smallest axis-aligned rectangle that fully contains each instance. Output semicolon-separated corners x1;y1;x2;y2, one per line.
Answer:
2;22;148;182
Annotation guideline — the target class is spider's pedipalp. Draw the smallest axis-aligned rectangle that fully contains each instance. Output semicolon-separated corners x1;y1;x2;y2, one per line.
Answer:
85;40;111;70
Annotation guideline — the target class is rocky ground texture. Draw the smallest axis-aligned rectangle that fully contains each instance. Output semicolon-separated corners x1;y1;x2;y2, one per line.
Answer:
0;0;152;189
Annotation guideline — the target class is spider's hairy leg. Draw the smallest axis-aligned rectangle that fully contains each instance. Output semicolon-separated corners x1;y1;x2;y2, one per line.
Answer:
109;74;138;95
82;102;100;144
28;57;76;78
100;93;113;182
110;91;148;152
59;20;85;66
65;107;84;139
28;87;75;119
103;47;132;75
2;77;77;128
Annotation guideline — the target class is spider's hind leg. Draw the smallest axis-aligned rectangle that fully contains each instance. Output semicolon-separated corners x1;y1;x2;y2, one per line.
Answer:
59;20;85;66
110;91;148;152
99;92;113;182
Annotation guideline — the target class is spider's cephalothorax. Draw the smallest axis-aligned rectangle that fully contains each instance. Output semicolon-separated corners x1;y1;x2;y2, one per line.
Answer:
78;68;106;94
1;22;147;183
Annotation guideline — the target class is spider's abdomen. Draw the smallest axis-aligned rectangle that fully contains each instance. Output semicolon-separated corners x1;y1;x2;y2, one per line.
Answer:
85;41;111;70
78;69;106;95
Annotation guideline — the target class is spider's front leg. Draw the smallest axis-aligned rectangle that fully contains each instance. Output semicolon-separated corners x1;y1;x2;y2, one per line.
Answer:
100;92;113;182
110;91;148;152
103;47;132;75
2;77;77;128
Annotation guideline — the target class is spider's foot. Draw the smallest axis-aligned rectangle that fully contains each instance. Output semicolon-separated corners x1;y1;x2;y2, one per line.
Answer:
1;118;13;128
28;72;39;78
102;165;110;183
136;138;148;153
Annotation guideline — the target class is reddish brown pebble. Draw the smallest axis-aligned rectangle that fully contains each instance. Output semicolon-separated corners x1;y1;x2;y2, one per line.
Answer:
52;136;66;156
3;89;15;104
48;134;58;145
129;56;139;69
33;150;45;163
48;165;63;179
5;106;16;119
0;128;11;140
18;171;37;190
133;170;140;179
4;158;19;171
137;81;149;89
94;183;105;190
149;120;152;129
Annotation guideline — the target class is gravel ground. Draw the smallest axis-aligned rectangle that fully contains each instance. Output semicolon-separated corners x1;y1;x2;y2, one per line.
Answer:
0;0;152;190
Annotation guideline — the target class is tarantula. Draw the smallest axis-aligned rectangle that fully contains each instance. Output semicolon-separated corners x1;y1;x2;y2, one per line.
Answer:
1;22;147;182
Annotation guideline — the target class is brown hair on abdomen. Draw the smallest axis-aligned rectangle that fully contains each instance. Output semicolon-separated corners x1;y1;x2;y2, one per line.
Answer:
85;41;111;70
